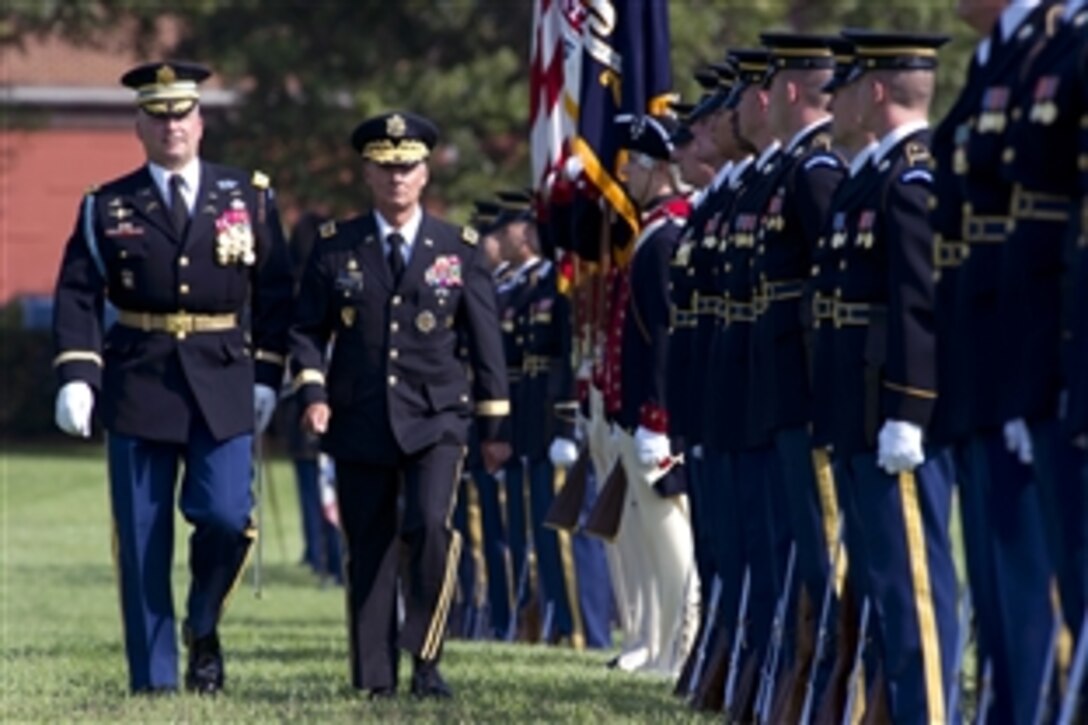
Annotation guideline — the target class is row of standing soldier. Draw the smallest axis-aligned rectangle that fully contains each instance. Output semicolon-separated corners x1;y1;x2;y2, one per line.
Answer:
543;8;1088;723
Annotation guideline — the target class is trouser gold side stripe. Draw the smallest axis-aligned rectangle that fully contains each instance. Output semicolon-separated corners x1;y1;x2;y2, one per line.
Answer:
421;531;463;660
466;478;489;608
812;447;847;597
898;471;946;725
421;452;466;660
1051;578;1073;688
553;465;585;650
218;524;257;623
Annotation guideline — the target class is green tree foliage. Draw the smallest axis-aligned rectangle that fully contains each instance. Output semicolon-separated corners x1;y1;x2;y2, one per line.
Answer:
5;0;974;225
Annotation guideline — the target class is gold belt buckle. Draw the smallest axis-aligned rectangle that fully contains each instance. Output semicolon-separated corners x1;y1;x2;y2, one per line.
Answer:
164;314;193;334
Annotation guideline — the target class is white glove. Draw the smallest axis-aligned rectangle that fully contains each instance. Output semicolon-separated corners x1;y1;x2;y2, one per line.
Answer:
876;419;925;475
254;384;277;435
55;381;94;438
1003;418;1034;465
549;437;579;468
634;425;671;468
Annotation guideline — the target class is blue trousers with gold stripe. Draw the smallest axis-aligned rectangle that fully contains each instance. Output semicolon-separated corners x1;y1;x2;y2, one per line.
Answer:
529;458;576;642
107;422;253;691
965;431;1053;725
1031;419;1087;634
468;468;512;638
838;448;958;724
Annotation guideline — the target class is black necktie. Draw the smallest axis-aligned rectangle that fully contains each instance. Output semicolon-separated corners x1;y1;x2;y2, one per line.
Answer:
169;174;189;236
387;232;406;284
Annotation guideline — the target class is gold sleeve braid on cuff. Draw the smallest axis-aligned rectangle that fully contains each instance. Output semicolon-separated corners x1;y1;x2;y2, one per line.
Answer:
883;380;937;400
53;351;103;368
293;369;326;390
475;399;510;416
254;349;287;366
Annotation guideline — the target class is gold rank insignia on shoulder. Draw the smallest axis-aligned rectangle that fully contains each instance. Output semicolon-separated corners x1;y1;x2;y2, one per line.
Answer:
461;226;479;246
85;184;100;195
905;142;930;167
811;132;832;151
251;170;269;189
319;221;337;239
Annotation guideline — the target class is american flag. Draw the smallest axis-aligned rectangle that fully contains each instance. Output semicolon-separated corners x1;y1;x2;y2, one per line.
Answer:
530;0;585;199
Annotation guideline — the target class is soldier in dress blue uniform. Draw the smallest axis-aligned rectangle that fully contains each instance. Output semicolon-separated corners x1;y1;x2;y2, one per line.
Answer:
1000;2;1088;691
932;3;1061;719
288;111;510;699
954;2;1063;719
51;61;293;694
610;112;697;676
825;31;958;723
807;40;881;721
700;49;791;719
750;34;847;717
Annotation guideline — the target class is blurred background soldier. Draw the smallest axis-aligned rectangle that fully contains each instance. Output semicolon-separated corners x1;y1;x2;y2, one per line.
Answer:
289;111;510;700
281;211;342;584
51;61;293;694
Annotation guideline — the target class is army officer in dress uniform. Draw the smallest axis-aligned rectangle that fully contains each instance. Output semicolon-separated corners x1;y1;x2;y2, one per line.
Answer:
288;111;510;700
51;61;294;694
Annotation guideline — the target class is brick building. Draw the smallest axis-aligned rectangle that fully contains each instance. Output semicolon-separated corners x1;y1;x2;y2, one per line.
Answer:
1;22;233;309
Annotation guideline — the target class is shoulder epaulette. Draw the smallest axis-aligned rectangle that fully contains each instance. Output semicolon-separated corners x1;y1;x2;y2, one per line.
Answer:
251;170;270;189
905;142;930;167
462;226;479;246
319;220;337;239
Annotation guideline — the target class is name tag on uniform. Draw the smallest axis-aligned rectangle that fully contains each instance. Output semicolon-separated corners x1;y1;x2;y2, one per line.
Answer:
335;271;364;295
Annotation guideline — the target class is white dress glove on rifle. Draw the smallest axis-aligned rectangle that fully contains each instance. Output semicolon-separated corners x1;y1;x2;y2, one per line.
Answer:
549;437;579;468
634;425;671;468
55;381;94;438
876;419;925;475
1003;418;1034;465
254;384;278;435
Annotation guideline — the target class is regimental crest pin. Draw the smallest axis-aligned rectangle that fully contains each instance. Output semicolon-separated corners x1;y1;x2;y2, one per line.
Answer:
416;310;436;333
341;307;356;328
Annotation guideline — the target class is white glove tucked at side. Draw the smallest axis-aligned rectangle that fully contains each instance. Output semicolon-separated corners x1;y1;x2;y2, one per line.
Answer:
254;384;278;435
549;437;579;468
876;419;925;475
634;426;671;468
1003;418;1034;465
55;381;94;438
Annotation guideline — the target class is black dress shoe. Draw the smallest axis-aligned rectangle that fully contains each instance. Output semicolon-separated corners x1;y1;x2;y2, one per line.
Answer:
184;628;224;695
367;686;396;700
410;660;453;699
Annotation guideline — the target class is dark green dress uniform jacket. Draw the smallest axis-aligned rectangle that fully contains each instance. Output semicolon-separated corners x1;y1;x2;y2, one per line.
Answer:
289;211;509;466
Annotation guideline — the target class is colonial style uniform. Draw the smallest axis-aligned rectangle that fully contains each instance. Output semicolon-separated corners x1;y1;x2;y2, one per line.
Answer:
51;62;293;693
827;31;958;724
610;113;697;676
288;112;509;694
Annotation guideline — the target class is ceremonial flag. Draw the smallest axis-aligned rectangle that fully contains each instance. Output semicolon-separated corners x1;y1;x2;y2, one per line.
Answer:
570;0;674;265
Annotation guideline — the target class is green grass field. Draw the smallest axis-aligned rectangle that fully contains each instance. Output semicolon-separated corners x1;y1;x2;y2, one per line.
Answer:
0;446;713;723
